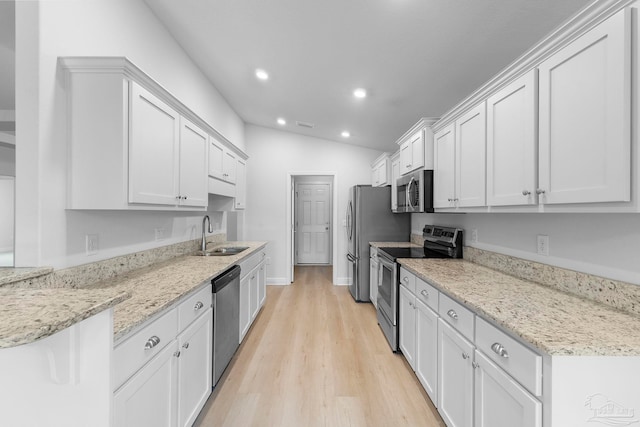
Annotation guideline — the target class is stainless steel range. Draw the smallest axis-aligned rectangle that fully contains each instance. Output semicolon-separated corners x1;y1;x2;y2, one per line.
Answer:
376;225;463;351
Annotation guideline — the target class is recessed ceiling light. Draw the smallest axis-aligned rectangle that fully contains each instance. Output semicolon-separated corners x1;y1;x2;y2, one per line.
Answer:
353;88;367;99
255;69;269;80
341;131;351;138
277;118;286;125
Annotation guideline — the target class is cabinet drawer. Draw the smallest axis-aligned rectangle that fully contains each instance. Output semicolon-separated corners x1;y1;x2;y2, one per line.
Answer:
114;308;178;389
178;282;212;332
439;293;474;341
399;267;416;294
239;251;264;279
475;317;542;397
415;277;438;312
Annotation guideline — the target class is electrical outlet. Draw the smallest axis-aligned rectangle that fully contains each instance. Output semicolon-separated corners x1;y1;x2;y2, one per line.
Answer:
537;235;549;256
86;234;99;256
154;228;165;240
470;229;478;243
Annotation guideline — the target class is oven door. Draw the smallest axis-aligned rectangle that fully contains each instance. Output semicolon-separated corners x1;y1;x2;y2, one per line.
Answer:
377;254;397;326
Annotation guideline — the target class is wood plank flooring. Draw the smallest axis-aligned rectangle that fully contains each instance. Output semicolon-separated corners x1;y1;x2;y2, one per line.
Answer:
194;266;446;427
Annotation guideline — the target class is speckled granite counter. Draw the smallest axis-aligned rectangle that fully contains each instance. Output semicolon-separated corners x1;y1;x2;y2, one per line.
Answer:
0;267;53;287
399;259;640;357
89;241;267;342
0;287;129;348
370;241;420;249
0;241;267;348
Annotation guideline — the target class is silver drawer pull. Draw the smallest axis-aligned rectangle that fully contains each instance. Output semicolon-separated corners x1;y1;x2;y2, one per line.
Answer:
144;336;160;350
462;352;469;360
522;190;531;196
402;277;409;283
447;309;458;320
194;301;204;311
491;342;509;358
174;350;181;358
182;342;189;349
420;290;428;298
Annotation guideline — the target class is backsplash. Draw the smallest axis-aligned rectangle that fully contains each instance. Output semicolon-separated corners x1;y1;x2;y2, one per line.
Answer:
2;234;226;289
411;233;640;317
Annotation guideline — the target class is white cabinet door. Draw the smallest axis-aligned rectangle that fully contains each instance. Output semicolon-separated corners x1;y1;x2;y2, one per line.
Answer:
258;261;267;308
369;255;378;308
399;141;413;175
129;83;180;205
538;8;631;204
250;267;260;321
239;273;251;343
410;130;425;171
178;118;208;207
415;298;439;406
474;350;542;427
177;310;212;427
223;151;237;184
208;137;225;180
487;70;538;207
434;124;456;208
438;319;474;427
399;285;416;370
235;158;247;209
114;341;178;427
391;154;400;211
455;102;486;207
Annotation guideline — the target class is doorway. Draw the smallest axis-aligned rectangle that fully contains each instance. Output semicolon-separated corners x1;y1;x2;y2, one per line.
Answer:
286;173;337;285
294;178;332;265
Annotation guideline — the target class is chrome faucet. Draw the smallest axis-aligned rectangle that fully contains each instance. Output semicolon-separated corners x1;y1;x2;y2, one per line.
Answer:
201;215;214;252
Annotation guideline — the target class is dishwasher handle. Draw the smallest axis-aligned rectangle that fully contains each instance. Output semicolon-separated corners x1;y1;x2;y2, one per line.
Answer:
212;265;241;293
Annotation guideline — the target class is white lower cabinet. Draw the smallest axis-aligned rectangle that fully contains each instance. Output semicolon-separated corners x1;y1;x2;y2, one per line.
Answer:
177;311;213;427
369;246;379;308
399;284;417;369
474;350;542;427
438;319;475;427
414;298;439;405
114;341;178;427
239;250;268;343
114;283;213;427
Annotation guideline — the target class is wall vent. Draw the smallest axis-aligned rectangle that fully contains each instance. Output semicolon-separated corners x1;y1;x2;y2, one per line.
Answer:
296;121;315;129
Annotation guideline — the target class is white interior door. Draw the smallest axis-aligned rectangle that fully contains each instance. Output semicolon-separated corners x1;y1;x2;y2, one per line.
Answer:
295;183;331;264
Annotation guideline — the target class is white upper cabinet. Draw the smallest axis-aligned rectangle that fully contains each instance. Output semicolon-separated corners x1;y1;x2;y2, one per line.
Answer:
61;57;249;211
390;151;401;211
487;70;538;207
434;124;456;208
129;83;181;206
538;8;631;205
455;102;486;208
178;118;208;207
371;153;391;187
400;130;424;174
234;158;247;210
209;136;236;184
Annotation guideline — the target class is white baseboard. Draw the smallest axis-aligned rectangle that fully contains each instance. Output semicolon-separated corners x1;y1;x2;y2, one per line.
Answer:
335;277;349;286
267;277;290;286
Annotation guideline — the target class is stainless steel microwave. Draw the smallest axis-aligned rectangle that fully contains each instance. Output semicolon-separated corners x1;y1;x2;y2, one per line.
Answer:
395;170;434;213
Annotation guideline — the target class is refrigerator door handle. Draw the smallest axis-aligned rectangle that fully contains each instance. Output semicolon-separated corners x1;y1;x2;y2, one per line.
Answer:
347;253;357;262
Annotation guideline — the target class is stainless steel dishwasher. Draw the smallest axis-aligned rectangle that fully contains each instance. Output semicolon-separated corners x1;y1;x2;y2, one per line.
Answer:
212;265;241;387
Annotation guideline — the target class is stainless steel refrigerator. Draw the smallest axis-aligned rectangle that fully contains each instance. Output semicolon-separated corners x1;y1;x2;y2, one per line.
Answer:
346;185;410;302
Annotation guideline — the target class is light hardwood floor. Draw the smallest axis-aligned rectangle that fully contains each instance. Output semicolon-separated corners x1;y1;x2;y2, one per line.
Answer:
194;266;446;427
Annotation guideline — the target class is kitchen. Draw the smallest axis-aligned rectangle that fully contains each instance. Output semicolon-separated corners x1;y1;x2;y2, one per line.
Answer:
2;0;640;426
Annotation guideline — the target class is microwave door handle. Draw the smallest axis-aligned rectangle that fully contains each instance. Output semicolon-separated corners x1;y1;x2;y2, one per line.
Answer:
407;177;415;210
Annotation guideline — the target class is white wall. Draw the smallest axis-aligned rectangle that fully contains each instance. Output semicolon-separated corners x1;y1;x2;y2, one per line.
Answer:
412;212;640;285
244;125;383;284
14;0;243;268
0;145;15;176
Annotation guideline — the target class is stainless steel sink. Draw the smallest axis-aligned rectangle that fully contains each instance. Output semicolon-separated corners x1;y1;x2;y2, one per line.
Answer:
194;246;249;256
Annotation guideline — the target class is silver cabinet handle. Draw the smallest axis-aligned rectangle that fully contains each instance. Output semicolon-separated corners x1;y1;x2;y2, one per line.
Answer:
144;336;160;350
522;190;531;196
402;276;409;283
536;188;546;195
420;290;428;298
175;195;181;199
447;309;458;320
472;361;479;369
491;342;509;358
447;198;452;202
462;352;469;360
194;301;204;311
182;342;189;349
174;350;181;358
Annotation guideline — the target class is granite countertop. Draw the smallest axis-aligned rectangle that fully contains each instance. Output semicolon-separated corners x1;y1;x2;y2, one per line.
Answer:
0;241;267;348
399;259;640;357
0;267;53;287
90;241;267;342
0;287;129;348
